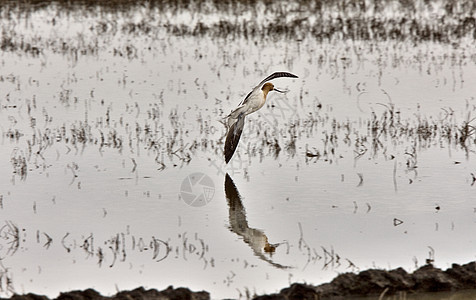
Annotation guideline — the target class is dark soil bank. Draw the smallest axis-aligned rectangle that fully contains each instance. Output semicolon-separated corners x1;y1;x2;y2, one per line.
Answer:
4;262;476;300
255;262;476;299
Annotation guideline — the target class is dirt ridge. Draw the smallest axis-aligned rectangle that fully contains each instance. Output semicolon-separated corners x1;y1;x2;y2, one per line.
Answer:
3;262;476;300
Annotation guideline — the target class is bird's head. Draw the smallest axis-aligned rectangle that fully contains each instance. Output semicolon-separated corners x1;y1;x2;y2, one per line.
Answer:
263;242;277;254
261;82;274;97
262;82;286;98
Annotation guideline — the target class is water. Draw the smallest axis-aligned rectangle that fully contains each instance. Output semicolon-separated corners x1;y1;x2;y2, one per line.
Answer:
1;1;476;298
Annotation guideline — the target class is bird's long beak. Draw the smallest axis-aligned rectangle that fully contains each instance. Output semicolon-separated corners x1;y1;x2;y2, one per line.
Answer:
274;87;289;94
269;242;285;248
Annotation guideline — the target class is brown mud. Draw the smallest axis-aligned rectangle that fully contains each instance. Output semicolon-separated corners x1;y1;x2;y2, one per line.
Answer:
3;261;476;300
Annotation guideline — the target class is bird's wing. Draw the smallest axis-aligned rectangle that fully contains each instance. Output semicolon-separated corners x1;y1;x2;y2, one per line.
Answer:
226;104;246;127
256;72;298;88
237;89;254;107
225;114;245;163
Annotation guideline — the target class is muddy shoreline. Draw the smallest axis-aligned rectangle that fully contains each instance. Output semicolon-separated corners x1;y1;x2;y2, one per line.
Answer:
3;261;475;300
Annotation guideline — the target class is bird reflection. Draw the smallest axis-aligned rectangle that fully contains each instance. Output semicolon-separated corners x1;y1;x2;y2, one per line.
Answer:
224;173;290;269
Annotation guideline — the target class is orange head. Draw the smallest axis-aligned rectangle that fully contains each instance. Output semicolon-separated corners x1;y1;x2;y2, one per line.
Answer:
264;242;276;253
261;82;274;98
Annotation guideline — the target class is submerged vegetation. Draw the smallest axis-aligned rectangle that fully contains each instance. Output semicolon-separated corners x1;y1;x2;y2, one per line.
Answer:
1;0;476;57
3;81;476;182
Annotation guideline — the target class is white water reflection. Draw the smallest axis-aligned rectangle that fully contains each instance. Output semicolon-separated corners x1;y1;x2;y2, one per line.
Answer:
1;3;476;299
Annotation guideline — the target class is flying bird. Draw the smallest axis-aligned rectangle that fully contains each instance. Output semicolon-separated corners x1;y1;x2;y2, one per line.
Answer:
224;72;298;163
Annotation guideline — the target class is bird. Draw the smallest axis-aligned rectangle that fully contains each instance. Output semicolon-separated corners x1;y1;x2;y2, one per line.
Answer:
224;72;298;163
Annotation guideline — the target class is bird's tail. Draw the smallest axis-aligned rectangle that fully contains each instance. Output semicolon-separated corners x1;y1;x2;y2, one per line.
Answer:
225;114;245;164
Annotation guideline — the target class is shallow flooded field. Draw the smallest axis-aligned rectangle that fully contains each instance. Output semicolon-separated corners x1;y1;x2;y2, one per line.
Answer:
1;0;476;298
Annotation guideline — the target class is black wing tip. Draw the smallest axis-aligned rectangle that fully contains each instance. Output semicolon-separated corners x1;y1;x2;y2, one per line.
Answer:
283;72;299;78
260;72;299;84
274;71;298;78
224;140;237;164
224;116;245;164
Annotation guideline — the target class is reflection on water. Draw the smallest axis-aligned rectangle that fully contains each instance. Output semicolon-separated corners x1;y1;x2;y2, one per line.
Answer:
224;174;290;269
